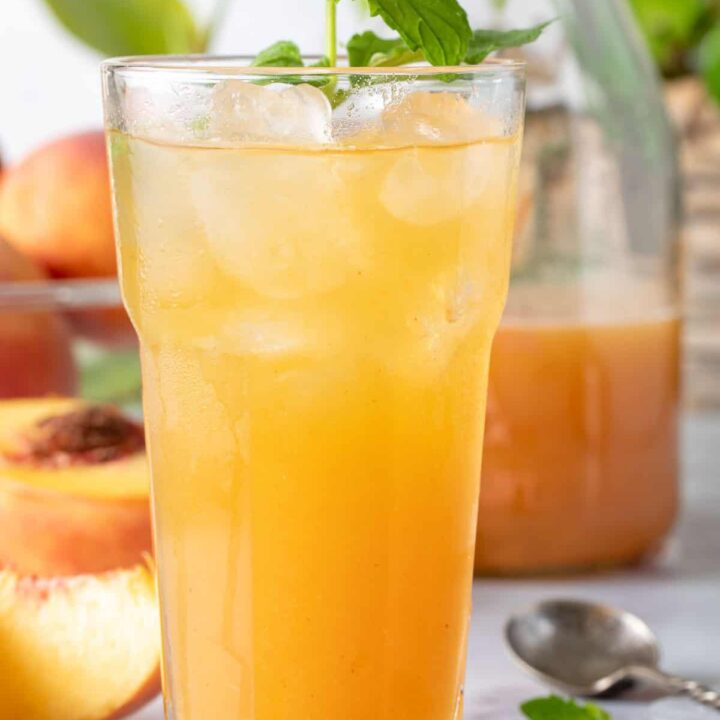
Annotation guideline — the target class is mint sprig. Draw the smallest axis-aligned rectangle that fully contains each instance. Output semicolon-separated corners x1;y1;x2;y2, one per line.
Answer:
252;1;550;75
521;696;611;720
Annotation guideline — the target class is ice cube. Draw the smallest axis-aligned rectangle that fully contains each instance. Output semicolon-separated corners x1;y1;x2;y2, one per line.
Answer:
191;150;366;299
649;698;720;720
379;142;503;226
129;140;217;307
208;81;332;145
381;91;500;145
379;270;487;382
195;308;326;358
122;83;212;143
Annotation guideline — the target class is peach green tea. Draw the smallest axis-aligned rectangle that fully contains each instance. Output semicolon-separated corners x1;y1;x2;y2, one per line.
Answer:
110;84;521;720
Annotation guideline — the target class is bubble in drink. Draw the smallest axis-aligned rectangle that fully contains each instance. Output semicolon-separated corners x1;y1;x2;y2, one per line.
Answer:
208;81;333;145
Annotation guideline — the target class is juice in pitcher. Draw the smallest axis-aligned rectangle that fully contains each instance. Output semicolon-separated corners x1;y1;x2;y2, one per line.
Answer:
105;61;525;720
475;281;680;574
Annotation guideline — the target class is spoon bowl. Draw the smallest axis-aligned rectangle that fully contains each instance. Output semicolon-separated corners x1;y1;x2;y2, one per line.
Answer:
506;599;660;695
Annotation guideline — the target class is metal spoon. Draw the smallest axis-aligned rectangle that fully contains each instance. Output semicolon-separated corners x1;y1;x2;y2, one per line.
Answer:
505;599;720;711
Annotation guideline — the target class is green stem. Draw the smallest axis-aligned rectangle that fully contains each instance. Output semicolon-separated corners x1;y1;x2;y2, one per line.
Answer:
326;0;337;66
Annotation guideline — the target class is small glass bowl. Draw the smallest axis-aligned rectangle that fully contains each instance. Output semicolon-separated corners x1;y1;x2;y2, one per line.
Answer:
0;277;141;409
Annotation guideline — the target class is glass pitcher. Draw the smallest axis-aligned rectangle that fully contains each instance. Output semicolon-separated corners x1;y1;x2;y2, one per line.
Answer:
474;0;682;574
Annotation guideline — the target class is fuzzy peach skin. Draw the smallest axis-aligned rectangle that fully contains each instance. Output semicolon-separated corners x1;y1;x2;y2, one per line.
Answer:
0;398;152;576
0;239;76;399
0;563;161;720
0;130;116;278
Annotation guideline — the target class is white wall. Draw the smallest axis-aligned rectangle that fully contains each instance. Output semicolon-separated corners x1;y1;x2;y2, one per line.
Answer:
0;0;543;163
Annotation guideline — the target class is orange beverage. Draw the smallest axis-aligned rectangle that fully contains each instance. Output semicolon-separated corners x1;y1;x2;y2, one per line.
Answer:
105;63;525;720
475;284;680;574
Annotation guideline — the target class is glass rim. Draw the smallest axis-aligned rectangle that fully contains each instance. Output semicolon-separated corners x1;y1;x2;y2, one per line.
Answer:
102;54;524;78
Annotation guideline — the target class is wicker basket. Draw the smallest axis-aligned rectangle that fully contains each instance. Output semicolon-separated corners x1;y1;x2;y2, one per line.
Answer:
665;78;720;409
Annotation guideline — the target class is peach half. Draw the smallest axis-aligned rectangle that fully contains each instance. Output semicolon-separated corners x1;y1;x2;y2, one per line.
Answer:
0;398;152;577
0;563;161;719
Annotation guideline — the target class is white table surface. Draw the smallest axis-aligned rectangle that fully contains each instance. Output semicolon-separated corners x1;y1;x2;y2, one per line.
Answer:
131;413;720;720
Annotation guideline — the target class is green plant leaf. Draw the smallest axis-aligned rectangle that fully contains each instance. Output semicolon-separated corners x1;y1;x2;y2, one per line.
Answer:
80;350;142;406
347;30;423;66
628;0;709;75
366;0;472;66
251;40;304;67
40;0;202;56
700;24;720;104
521;696;611;720
465;21;553;63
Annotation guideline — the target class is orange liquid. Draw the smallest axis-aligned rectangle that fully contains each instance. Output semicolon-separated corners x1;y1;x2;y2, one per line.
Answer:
475;315;680;574
110;127;520;719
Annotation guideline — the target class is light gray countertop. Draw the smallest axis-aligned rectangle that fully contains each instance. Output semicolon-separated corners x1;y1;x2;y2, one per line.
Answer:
132;414;720;720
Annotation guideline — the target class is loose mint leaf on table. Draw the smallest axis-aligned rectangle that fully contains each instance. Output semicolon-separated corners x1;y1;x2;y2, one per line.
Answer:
465;21;553;63
521;695;611;720
41;0;202;55
347;30;422;67
251;40;304;67
366;0;473;66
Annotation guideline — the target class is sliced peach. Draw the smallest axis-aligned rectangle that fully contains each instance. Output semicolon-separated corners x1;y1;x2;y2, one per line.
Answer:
0;563;161;720
0;398;151;576
0;239;77;398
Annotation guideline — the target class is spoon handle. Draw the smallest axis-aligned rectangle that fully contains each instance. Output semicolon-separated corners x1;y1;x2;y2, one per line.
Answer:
632;666;720;710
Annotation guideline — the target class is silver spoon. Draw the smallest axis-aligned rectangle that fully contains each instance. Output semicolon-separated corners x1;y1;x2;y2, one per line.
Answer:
505;599;720;711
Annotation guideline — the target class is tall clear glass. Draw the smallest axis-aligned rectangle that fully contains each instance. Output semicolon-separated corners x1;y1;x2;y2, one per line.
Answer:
102;58;525;720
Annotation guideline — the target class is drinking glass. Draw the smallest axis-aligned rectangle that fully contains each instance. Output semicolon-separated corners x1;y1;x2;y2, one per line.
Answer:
102;58;525;720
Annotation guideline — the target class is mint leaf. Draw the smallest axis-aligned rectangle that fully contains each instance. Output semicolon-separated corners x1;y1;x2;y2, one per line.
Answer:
366;0;472;66
465;21;553;63
80;350;142;406
252;40;304;67
347;30;423;67
521;696;611;720
40;0;202;56
585;705;612;720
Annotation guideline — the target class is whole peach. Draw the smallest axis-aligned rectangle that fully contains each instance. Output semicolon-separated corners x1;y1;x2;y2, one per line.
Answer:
0;130;116;278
